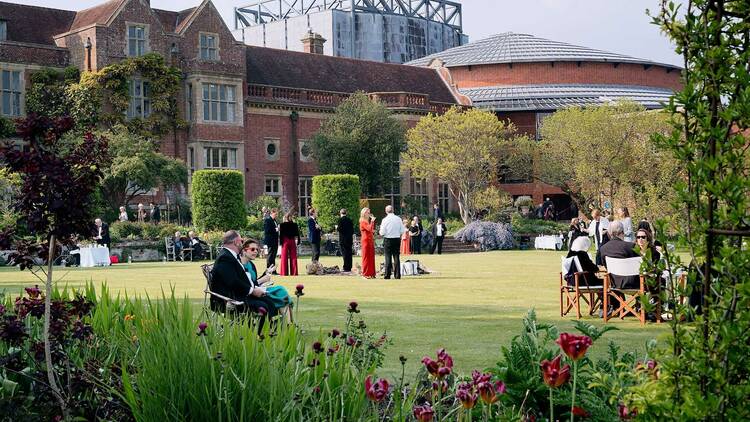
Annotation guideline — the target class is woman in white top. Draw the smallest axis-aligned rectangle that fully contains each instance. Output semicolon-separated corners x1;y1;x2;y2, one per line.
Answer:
118;206;129;222
617;207;634;242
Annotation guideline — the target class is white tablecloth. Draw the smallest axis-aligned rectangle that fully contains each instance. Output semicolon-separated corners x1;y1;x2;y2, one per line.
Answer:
534;235;563;250
72;246;111;267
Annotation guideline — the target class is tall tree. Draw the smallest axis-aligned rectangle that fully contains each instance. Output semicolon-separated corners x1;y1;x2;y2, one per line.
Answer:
403;107;518;224
312;92;406;197
97;125;187;214
503;101;679;221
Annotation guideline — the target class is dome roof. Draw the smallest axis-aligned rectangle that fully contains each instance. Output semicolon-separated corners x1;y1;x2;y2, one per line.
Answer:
408;32;680;70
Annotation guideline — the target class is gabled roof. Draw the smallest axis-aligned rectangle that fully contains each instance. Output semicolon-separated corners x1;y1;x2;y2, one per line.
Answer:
68;0;125;32
152;7;197;33
0;2;75;45
461;84;674;112
246;46;459;104
408;32;681;70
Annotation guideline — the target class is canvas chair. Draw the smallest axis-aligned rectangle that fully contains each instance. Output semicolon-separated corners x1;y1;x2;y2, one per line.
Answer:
603;257;646;325
559;256;603;319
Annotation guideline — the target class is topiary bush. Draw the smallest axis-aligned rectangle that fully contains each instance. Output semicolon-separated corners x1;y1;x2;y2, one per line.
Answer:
312;174;360;231
191;170;246;231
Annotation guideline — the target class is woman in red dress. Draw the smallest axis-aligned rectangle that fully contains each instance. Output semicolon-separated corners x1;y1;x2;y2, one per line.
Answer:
359;207;376;278
279;212;300;275
400;219;411;255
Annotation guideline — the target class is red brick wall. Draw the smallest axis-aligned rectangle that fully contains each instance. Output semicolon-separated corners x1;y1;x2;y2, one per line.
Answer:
0;43;69;67
450;62;682;91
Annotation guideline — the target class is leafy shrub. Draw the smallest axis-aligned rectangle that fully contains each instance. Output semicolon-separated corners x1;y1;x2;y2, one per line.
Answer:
246;215;263;232
454;221;515;250
192;170;245;231
511;214;568;235
359;198;389;222
109;221;190;242
312;174;360;231
514;195;534;209
444;218;465;235
246;195;279;217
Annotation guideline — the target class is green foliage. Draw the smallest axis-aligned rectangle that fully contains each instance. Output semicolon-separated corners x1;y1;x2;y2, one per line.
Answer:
503;101;680;223
511;214;568;235
473;185;513;222
246;195;280;217
25;67;80;119
192;170;246;231
0;168;20;232
0;116;15;138
109;221;187;243
312;92;406;197
312;174;360;231
359;198;389;222
404;107;520;224
96;125;187;214
622;2;750;420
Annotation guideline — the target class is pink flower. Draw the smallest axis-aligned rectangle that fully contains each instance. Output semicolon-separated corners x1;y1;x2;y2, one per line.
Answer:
197;321;208;336
421;357;439;376
478;380;505;404
364;376;390;402
556;333;592;361
413;404;435;422
618;403;637;420
422;348;454;379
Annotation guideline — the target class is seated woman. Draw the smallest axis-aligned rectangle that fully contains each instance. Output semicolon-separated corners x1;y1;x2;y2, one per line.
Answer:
240;238;293;322
565;236;600;287
635;228;661;263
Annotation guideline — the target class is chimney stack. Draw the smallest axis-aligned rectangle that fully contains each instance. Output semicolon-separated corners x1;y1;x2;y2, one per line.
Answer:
301;30;326;54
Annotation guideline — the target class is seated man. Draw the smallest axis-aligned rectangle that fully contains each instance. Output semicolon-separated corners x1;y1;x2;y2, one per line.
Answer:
600;221;640;289
188;230;209;260
210;230;278;333
172;231;183;257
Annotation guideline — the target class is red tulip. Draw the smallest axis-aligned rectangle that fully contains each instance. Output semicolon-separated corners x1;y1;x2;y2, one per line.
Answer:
540;355;571;388
364;376;390;402
556;333;592;361
572;406;590;418
413;404;435;422
437;348;454;369
25;285;42;299
456;384;478;409
421;357;439;376
478;380;505;404
431;380;448;393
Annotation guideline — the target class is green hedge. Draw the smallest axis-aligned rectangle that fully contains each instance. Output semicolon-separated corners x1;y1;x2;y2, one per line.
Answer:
192;170;246;231
312;174;360;231
359;198;389;222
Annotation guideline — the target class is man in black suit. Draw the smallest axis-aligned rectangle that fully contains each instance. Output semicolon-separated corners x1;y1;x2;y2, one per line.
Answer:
430;218;447;255
149;202;161;224
432;202;443;220
210;230;278;333
336;208;354;272
600;220;640;289
263;208;280;273
93;218;110;248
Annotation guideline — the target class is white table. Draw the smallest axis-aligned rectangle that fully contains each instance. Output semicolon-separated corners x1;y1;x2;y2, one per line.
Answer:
72;246;111;267
534;235;563;250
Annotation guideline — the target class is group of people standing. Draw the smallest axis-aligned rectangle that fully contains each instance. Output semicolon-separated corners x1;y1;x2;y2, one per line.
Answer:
118;202;161;224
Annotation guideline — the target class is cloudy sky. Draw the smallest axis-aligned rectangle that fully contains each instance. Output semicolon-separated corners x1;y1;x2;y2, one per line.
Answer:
15;0;682;66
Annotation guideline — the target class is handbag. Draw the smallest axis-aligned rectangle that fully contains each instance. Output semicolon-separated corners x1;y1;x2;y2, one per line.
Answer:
265;285;293;309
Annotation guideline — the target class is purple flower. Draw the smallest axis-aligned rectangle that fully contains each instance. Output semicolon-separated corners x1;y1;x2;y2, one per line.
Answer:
25;285;42;299
71;319;93;341
330;328;340;338
295;284;305;296
197;321;208;336
0;315;28;345
347;301;359;313
0;304;5;316
312;341;323;353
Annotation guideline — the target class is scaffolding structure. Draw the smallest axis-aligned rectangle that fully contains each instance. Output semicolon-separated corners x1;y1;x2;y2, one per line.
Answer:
234;0;463;34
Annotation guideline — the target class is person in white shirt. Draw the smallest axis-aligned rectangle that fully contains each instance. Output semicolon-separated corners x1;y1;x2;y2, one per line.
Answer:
118;206;129;222
585;209;610;265
379;205;406;279
430;218;447;254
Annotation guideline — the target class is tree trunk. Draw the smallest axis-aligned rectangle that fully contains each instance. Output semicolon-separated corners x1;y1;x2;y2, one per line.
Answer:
44;235;66;416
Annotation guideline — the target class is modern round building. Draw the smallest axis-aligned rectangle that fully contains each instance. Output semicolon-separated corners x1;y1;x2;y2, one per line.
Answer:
409;32;682;216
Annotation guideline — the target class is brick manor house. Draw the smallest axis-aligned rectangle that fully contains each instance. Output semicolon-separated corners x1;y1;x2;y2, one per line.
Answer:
0;0;681;219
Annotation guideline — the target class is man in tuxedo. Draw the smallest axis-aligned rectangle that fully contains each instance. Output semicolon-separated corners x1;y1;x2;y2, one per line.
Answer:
263;208;280;273
600;221;640;289
336;208;354;272
210;230;277;333
307;207;322;262
93;218;110;248
586;209;610;265
188;230;209;260
430;217;447;255
149;202;161;224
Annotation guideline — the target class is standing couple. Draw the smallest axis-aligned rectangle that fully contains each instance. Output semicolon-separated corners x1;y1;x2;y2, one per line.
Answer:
263;207;326;276
359;205;405;279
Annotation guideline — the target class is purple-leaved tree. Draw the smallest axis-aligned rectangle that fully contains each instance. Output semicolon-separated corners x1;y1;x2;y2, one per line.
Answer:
0;113;110;415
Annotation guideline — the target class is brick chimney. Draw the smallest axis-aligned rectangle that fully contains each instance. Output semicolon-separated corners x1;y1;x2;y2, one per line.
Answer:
301;30;326;54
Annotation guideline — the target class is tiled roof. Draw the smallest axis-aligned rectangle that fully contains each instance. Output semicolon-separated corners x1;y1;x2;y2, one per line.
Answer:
68;0;125;32
408;32;681;70
152;7;197;33
246;46;458;104
0;2;75;45
461;84;674;111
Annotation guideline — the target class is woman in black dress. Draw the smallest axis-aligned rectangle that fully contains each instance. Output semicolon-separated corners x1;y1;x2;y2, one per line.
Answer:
409;216;423;254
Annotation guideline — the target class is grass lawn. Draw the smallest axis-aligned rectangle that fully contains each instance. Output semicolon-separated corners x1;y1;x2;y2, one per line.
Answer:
0;251;669;378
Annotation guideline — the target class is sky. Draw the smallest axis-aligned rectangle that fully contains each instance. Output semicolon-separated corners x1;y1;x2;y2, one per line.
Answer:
14;0;683;66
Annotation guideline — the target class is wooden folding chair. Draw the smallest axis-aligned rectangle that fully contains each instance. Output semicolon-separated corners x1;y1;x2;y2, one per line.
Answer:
603;257;646;325
560;256;603;318
164;237;176;261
